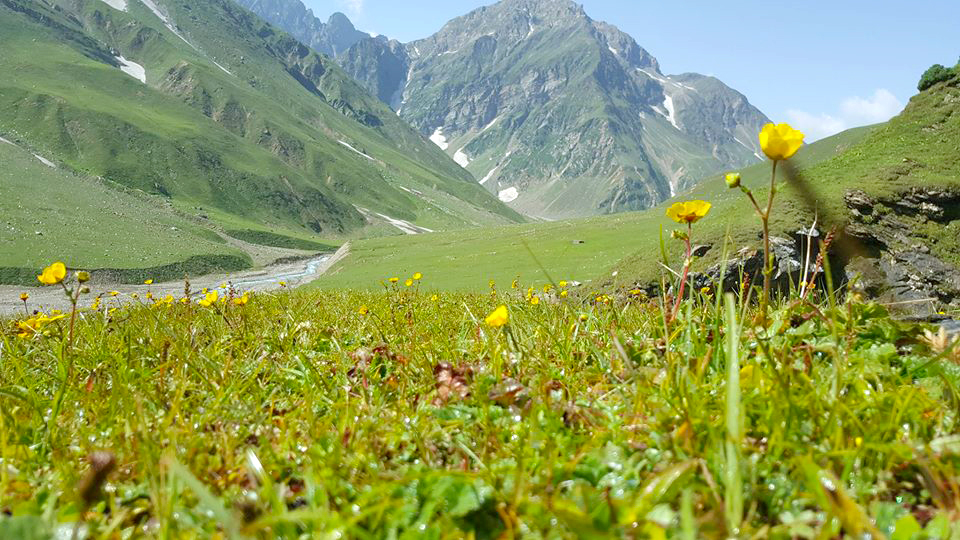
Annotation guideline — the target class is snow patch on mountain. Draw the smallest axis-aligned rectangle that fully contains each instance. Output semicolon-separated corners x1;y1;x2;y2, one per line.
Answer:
453;148;471;167
479;166;499;185
375;213;434;234
100;0;128;11
116;56;146;83
429;128;449;150
140;0;194;48
34;154;56;168
498;187;519;203
662;95;680;130
339;141;375;161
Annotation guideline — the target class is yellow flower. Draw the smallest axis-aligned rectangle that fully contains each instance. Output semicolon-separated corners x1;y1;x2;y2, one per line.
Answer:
559;281;568;288
279;281;287;288
77;271;91;283
20;292;29;301
145;292;154;300
854;436;863;448
484;305;509;327
542;284;553;293
430;294;439;302
666;200;712;224
511;279;519;289
488;279;496;289
724;172;742;189
405;279;414;287
389;277;399;283
37;262;67;285
358;305;369;315
144;279;153;285
758;123;804;161
413;272;423;281
530;296;540;305
233;294;249;306
180;297;189;304
560;290;568;298
220;282;228;289
109;291;119;297
198;291;218;307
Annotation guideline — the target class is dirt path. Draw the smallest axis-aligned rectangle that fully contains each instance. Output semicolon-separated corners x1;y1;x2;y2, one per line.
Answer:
0;243;351;316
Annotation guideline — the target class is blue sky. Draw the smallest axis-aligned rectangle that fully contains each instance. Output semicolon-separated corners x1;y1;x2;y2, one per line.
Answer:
305;0;959;140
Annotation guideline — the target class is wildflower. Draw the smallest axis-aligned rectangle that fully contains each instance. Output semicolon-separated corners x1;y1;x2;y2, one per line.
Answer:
413;272;423;281
666;200;712;224
202;288;209;294
629;288;643;296
358;305;369;315
130;293;139;299
542;284;553;293
405;279;414;287
485;305;509;327
530;296;540;305
700;286;711;295
145;292;154;300
511;279;519;289
279;281;287;288
724;172;742;189
198;291;218;307
233;294;249;306
559;281;568;288
430;294;439;302
560;290;568;298
77;271;91;284
37;261;67;285
144;279;153;285
109;291;119;297
389;277;399;283
758;123;804;161
488;279;496;289
220;282;228;289
854;437;863;448
20;292;29;301
579;314;589;322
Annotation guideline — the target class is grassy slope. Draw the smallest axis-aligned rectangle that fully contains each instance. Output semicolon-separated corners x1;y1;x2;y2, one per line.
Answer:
0;0;521;281
0;139;252;284
606;74;960;290
314;125;875;291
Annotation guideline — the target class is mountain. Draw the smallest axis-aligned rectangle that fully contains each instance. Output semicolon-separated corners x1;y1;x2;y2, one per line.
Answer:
233;0;371;57
0;0;522;282
251;0;771;219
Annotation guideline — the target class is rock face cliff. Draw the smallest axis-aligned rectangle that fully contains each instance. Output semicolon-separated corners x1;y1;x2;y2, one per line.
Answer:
233;0;370;57
238;0;772;219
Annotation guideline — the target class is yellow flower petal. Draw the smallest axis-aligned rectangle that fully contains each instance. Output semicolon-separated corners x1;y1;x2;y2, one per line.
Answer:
37;262;67;285
759;123;805;161
666;200;711;224
484;305;509;327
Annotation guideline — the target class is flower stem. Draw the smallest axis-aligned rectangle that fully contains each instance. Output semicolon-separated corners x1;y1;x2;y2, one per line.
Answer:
760;160;779;321
670;224;693;322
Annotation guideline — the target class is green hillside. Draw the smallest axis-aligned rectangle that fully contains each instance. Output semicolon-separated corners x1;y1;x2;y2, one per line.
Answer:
0;139;251;284
313;125;875;290
0;0;522;283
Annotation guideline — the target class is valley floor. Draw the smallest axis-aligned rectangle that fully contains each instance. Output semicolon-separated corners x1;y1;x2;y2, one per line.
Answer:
0;244;348;316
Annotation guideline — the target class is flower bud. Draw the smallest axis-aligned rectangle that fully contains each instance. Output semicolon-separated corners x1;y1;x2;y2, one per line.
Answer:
77;271;91;283
80;286;91;294
725;172;742;189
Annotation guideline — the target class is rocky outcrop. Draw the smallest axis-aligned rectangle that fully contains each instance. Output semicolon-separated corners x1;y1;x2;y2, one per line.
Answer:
233;0;369;58
843;187;960;317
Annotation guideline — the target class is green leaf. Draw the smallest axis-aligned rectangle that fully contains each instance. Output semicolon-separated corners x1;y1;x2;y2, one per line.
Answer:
891;514;921;540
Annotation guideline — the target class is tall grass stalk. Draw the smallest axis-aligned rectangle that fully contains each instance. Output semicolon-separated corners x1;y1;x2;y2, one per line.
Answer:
724;293;743;537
